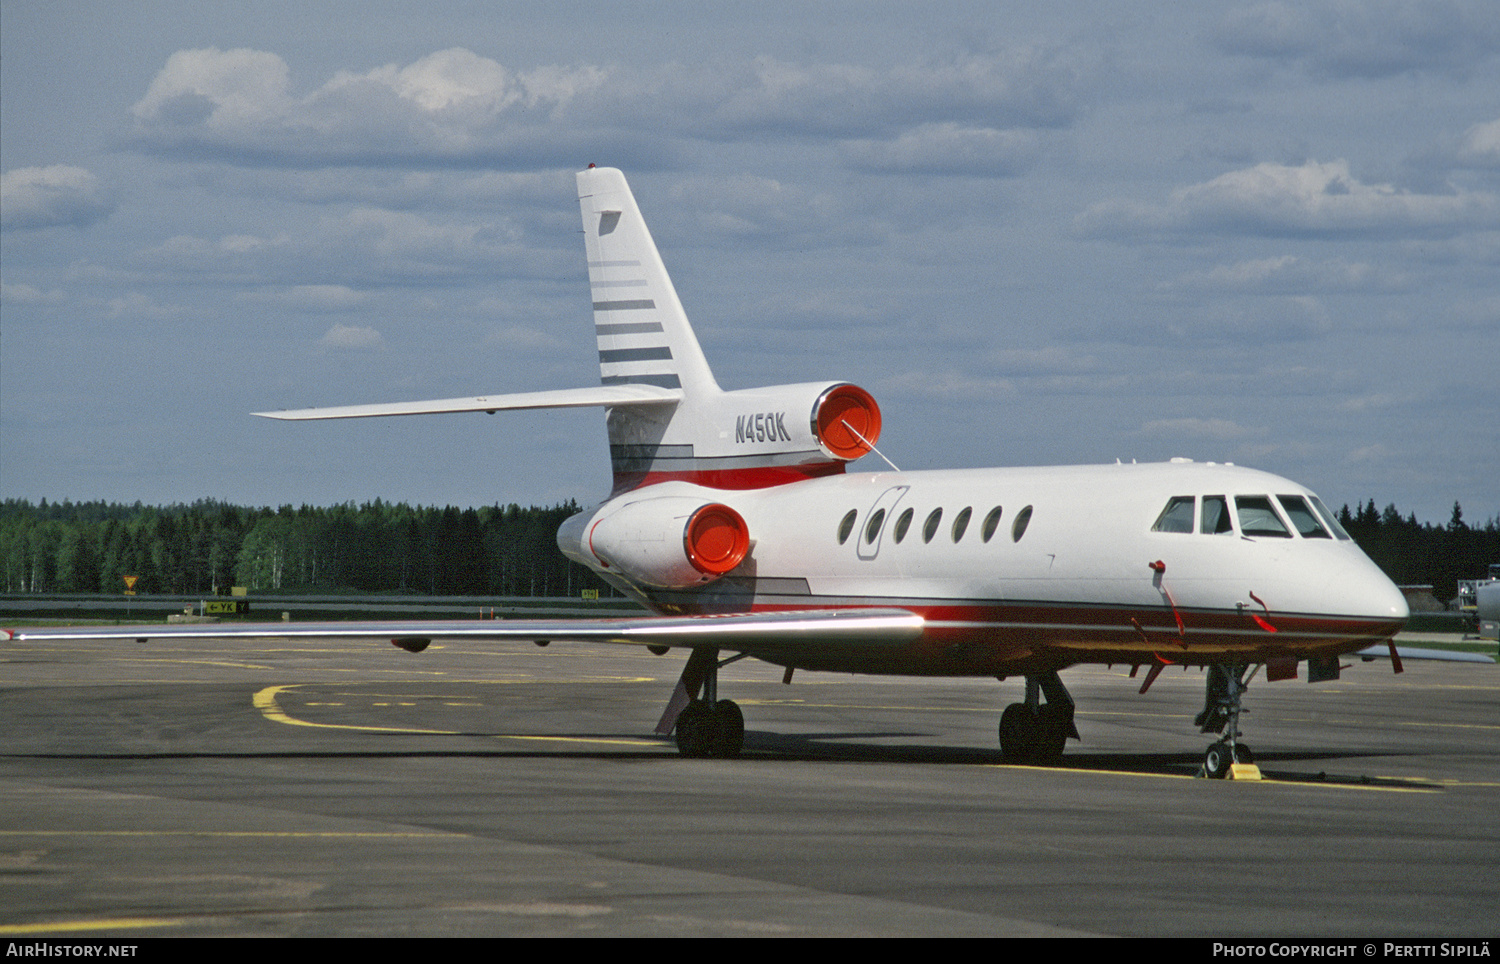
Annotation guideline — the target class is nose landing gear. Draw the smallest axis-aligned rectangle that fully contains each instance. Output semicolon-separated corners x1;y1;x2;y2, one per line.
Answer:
1197;663;1261;779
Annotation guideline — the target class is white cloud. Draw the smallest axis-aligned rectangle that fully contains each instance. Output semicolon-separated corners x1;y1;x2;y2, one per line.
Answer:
1168;255;1386;292
132;47;606;166
1079;160;1500;239
1213;1;1500;79
0;281;66;305
1;165;113;231
841;123;1042;177
126;46;1084;170
483;324;563;351
877;369;1019;401
1135;417;1266;441
243;285;369;312
1457;118;1500;168
317;323;384;350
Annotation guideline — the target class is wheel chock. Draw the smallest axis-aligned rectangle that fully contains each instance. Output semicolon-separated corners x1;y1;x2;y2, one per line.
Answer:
1229;762;1263;780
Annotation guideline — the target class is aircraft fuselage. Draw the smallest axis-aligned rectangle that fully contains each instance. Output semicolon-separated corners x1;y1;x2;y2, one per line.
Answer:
563;460;1408;677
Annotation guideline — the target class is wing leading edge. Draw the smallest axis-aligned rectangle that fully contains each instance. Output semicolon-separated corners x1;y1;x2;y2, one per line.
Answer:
3;608;925;659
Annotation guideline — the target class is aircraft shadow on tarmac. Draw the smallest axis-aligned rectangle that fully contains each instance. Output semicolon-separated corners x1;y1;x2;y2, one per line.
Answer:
7;732;1441;788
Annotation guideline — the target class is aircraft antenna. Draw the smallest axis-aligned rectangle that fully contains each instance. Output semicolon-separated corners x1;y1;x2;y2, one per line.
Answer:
842;419;900;472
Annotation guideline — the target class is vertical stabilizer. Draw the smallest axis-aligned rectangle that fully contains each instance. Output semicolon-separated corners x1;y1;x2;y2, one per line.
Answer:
575;166;878;494
578;167;720;398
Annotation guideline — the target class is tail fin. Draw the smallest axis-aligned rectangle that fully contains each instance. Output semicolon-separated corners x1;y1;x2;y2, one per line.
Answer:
578;166;719;398
257;166;880;495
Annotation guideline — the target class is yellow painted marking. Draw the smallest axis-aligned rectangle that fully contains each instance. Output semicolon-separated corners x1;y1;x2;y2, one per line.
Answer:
121;658;275;670
0;918;179;935
252;684;664;747
0;830;457;838
254;684;452;734
987;764;1441;792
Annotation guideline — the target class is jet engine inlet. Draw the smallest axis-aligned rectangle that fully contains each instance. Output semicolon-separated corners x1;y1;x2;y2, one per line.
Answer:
813;384;881;460
684;503;750;575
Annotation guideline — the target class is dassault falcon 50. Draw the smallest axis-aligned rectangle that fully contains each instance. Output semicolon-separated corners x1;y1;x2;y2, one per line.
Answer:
8;166;1442;776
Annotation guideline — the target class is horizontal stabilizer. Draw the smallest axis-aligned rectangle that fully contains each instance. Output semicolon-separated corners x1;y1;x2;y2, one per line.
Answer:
253;385;681;421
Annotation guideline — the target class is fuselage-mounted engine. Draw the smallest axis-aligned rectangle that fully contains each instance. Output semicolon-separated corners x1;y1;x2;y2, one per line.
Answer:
560;496;751;590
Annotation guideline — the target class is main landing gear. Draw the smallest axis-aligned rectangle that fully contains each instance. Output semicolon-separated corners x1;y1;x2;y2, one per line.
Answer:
658;647;746;758
1197;663;1257;779
998;671;1080;764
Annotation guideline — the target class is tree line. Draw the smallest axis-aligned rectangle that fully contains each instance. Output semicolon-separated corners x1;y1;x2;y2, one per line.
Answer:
1;496;1495;601
0;498;615;597
1336;501;1498;601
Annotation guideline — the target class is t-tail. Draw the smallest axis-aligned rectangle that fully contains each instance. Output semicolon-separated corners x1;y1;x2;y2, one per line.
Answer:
577;165;880;492
255;165;882;495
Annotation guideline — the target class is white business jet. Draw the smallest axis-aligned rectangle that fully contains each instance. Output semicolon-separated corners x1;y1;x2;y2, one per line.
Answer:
6;167;1423;776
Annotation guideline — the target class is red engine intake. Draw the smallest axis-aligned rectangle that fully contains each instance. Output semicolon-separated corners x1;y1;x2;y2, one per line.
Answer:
683;503;751;576
580;497;751;589
812;384;881;461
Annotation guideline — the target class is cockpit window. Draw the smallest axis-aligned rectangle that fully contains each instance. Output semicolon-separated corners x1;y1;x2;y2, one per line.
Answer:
1276;495;1331;539
1201;496;1233;534
1308;496;1352;540
1235;496;1292;538
1152;496;1196;533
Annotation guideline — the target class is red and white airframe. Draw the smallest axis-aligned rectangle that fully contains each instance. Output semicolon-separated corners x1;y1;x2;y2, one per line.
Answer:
6;167;1424;776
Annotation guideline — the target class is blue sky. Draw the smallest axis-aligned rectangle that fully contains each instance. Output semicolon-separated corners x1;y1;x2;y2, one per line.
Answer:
3;1;1497;524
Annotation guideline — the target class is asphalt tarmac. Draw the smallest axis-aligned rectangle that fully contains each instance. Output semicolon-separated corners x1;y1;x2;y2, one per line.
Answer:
1;631;1496;937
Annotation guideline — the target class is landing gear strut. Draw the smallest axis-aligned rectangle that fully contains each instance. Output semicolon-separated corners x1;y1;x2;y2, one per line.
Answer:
999;671;1079;764
658;647;746;758
1197;663;1257;778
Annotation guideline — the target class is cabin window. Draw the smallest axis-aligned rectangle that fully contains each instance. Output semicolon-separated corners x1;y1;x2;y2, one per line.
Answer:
981;506;1003;542
1152;496;1196;533
1235;496;1291;538
864;508;887;545
951;506;972;543
1011;505;1033;542
1201;496;1233;534
1309;496;1352;540
837;509;857;544
923;508;943;543
1277;495;1331;539
893;507;914;543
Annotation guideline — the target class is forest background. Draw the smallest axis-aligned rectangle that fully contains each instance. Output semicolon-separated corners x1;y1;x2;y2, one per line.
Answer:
1;497;1496;604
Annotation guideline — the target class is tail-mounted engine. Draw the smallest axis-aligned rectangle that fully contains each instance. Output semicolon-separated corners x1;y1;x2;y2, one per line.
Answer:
724;381;881;462
562;496;751;589
605;380;883;492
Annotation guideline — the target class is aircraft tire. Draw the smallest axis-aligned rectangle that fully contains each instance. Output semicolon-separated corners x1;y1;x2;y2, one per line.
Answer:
998;703;1035;763
1033;704;1070;763
1203;741;1233;779
1232;743;1254;765
713;699;745;758
676;700;714;758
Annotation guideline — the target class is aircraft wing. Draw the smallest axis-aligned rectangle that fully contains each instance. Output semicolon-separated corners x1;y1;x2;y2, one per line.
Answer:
253;384;681;421
1355;643;1494;664
3;608;925;659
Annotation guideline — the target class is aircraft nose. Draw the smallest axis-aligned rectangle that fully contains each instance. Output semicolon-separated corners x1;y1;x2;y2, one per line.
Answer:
1362;565;1409;624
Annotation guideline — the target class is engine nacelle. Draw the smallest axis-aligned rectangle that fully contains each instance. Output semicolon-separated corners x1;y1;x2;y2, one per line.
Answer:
566;496;751;589
715;381;882;462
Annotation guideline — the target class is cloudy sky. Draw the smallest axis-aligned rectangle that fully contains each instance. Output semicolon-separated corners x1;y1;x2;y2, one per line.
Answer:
3;1;1496;524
